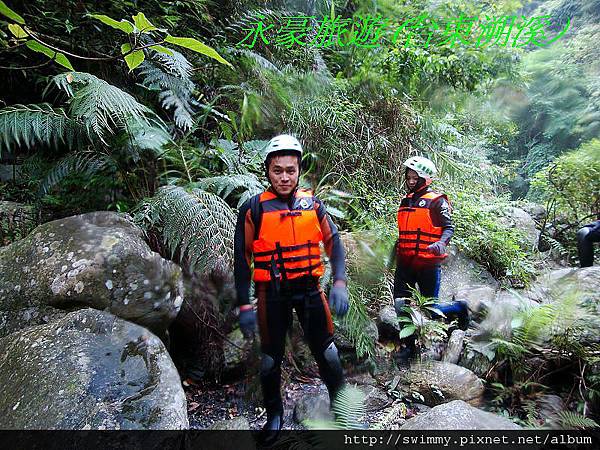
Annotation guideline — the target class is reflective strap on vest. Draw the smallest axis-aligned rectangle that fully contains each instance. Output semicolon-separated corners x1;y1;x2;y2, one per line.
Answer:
252;189;324;282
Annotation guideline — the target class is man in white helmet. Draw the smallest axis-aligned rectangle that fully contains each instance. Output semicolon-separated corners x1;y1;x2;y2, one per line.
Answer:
392;156;467;362
233;134;349;443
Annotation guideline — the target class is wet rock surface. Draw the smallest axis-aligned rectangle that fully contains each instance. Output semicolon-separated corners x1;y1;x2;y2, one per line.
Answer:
401;400;522;430
0;308;188;429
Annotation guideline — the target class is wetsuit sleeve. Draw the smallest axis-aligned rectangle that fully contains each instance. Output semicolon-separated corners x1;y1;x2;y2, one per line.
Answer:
431;197;454;244
234;199;254;306
588;220;600;239
315;197;347;283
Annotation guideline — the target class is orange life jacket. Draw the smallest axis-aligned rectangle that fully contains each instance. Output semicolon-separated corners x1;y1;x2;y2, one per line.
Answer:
252;189;324;282
397;191;449;264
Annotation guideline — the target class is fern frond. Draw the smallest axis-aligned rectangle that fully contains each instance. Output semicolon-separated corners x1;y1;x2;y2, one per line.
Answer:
336;283;376;359
227;47;282;73
556;411;599;429
0;103;83;154
144;186;236;274
193;173;264;207
52;72;164;142
122;117;172;158
38;151;115;196
331;385;367;430
139;49;197;130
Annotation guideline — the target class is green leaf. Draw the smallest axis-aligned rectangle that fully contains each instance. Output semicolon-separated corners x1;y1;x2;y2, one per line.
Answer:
8;23;27;39
89;14;134;34
121;43;145;71
149;45;174;56
399;325;416;339
25;40;74;70
132;12;158;33
397;317;414;323
0;1;24;24
164;35;232;67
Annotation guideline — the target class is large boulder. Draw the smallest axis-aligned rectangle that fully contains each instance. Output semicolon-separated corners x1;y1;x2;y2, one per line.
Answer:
400;400;521;429
439;248;498;301
498;206;540;251
524;267;600;345
521;203;547;224
400;361;484;406
471;289;538;343
0;212;183;337
525;267;600;305
458;341;496;378
0;308;188;429
222;329;248;374
377;305;400;338
454;285;497;320
293;392;333;425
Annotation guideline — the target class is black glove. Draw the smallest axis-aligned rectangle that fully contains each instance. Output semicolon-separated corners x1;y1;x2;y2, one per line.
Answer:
426;241;446;256
328;285;349;316
239;307;256;338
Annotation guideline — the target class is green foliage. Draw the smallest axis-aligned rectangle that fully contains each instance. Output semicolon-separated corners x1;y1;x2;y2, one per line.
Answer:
399;286;449;351
451;191;536;285
0;104;83;155
335;282;376;359
38;151;115;196
530;139;600;224
304;384;366;430
556;411;599;430
52;72;164;143
499;43;600;195
2;4;231;72
193;173;264;208
139;49;197;130
133;185;236;274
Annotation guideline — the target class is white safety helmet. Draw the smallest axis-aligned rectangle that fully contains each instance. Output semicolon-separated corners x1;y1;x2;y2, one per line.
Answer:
403;156;437;185
264;134;303;162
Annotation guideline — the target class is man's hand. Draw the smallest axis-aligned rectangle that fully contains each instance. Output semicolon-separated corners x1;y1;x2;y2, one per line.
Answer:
426;241;446;256
329;281;349;316
239;305;256;338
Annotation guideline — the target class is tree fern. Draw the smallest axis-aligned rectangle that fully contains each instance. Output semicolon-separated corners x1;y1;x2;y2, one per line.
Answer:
120;117;172;160
0;103;83;155
192;173;264;207
38;151;115;196
136;186;236;274
52;72;164;143
139;49;197;130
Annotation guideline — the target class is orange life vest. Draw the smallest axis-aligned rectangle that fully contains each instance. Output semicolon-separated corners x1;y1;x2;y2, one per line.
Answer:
397;191;449;264
252;189;324;282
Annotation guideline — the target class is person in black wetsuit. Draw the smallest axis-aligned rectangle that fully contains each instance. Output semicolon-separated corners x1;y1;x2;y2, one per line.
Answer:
233;134;349;443
577;216;600;267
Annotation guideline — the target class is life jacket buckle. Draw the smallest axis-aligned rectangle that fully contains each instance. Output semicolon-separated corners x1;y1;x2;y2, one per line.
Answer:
280;211;301;218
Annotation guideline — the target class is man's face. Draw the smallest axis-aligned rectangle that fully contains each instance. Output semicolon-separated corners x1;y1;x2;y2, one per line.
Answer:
405;168;420;191
268;155;299;197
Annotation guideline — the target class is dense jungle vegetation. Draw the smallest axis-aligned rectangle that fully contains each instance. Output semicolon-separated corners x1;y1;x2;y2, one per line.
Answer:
1;0;600;430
